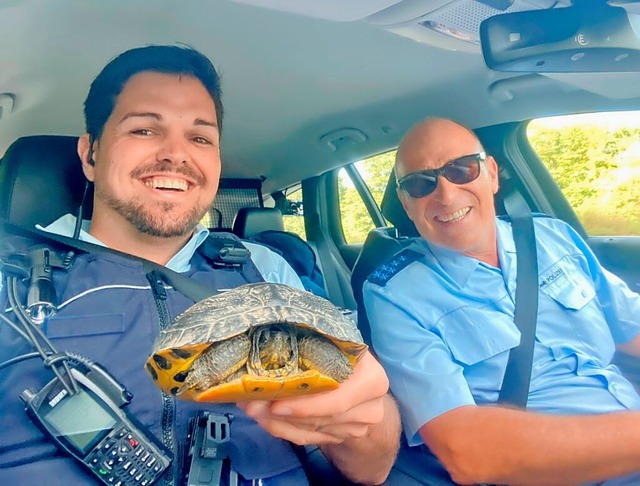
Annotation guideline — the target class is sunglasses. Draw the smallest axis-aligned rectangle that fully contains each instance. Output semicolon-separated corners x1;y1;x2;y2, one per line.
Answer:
396;152;486;199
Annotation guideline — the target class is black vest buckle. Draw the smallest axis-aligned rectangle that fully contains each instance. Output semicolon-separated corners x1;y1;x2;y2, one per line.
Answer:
214;245;250;267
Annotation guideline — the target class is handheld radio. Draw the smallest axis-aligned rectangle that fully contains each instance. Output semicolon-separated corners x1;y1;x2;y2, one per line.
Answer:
20;362;172;486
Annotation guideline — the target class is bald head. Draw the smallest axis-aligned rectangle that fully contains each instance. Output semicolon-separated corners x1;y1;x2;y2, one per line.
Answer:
395;118;483;178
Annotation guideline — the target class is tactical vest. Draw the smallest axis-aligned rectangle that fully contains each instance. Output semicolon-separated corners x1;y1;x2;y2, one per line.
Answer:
0;233;303;484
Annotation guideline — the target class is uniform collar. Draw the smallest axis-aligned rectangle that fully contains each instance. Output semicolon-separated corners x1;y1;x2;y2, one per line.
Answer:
414;239;481;288
417;218;508;288
40;214;210;272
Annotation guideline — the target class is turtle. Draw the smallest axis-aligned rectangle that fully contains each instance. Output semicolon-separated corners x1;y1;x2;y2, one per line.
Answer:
145;282;367;402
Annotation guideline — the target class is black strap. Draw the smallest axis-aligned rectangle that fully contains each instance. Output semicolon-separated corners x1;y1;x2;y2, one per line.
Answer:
498;189;539;408
0;220;223;302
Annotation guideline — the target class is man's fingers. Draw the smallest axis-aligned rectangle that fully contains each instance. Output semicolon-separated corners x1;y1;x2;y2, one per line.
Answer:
253;415;371;446
244;396;384;429
270;351;389;417
253;416;343;446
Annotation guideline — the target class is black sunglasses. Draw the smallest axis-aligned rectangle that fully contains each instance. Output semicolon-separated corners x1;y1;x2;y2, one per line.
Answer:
396;152;486;199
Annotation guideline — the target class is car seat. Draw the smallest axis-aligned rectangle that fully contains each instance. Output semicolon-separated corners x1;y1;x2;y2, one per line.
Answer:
350;171;417;347
0;135;90;228
232;207;285;237
232;207;328;298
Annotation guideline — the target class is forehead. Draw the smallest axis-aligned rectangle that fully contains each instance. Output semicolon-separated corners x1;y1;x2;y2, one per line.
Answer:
114;71;217;119
399;122;480;173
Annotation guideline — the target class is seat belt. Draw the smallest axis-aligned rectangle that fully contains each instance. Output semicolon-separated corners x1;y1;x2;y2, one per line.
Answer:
498;188;539;408
314;233;347;308
0;220;223;302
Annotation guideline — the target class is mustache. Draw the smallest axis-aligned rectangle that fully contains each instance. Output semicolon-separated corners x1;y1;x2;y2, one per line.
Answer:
130;160;205;185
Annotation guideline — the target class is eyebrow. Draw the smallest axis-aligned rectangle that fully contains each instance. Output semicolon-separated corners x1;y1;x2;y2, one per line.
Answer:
119;112;161;123
119;112;218;129
194;118;218;129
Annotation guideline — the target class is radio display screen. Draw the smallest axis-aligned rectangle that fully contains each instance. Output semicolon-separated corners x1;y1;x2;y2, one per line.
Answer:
44;388;118;455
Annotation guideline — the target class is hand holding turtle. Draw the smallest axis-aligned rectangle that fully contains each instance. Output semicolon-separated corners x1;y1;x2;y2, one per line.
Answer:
239;350;389;445
240;351;401;484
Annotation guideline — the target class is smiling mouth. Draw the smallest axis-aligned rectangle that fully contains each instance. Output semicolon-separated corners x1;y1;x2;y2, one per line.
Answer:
435;207;470;223
143;177;189;192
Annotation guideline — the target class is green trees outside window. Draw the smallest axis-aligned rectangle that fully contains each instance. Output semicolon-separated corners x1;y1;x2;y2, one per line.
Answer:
528;112;640;236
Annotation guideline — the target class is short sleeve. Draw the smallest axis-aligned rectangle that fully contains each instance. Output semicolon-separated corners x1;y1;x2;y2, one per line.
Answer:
363;279;475;445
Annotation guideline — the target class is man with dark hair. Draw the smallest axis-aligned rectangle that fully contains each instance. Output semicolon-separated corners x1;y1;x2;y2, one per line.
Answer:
363;117;640;485
0;45;400;485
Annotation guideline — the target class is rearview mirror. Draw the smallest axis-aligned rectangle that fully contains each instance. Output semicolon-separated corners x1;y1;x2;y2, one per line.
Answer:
480;2;640;72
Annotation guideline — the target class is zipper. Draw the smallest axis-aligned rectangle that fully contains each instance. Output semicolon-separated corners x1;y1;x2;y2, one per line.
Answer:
147;270;180;486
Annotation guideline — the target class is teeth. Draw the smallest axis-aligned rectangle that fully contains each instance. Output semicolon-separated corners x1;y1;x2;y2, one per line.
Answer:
436;207;470;223
145;177;188;191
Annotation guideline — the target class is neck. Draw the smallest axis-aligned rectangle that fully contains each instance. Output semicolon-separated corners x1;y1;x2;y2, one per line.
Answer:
473;251;500;268
88;215;192;266
463;229;500;268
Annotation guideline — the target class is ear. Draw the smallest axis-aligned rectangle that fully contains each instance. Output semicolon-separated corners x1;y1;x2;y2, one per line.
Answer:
486;155;500;195
78;134;96;182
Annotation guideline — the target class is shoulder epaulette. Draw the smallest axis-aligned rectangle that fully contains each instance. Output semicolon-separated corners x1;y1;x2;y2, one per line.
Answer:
367;248;423;287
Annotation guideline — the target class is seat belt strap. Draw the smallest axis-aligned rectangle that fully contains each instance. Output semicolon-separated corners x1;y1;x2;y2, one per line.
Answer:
1;220;220;302
498;189;539;408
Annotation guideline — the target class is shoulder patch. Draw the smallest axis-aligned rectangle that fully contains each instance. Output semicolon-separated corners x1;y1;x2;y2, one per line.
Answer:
367;249;423;287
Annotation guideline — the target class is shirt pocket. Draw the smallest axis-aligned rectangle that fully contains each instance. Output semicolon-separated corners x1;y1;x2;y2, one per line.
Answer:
539;256;595;311
436;307;521;366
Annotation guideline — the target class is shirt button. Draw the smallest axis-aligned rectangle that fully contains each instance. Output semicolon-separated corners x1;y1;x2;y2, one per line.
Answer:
581;290;588;298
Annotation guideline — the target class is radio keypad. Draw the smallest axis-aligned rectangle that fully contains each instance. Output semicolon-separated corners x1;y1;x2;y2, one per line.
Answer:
87;425;167;485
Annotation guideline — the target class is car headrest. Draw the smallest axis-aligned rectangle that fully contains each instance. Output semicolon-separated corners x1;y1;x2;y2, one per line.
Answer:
0;135;93;228
380;170;419;238
232;207;285;239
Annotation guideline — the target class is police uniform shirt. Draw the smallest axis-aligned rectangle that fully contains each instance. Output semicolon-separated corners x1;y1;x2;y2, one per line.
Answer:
363;216;640;447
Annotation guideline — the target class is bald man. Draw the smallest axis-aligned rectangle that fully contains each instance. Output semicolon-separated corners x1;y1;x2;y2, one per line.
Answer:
363;118;640;485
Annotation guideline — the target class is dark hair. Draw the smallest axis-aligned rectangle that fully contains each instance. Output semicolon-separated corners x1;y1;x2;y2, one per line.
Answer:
84;45;223;141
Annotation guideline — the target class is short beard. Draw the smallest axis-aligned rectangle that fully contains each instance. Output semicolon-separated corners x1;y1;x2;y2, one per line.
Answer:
99;191;207;238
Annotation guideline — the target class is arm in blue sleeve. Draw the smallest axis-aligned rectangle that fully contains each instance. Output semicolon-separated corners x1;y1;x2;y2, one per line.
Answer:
363;280;475;445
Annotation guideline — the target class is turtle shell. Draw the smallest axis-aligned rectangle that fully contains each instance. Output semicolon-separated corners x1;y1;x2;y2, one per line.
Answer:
145;282;367;402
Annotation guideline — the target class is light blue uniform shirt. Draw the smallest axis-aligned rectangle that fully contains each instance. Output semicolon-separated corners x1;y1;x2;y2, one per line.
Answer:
0;214;304;291
364;216;640;447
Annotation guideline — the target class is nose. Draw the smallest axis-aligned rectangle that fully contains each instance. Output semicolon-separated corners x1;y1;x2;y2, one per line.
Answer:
156;132;189;165
432;175;457;204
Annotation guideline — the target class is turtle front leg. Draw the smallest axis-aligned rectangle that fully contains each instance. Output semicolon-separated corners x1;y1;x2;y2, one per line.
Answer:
178;334;250;394
299;335;353;382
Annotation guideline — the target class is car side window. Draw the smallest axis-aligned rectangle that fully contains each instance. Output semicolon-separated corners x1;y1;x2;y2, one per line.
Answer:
281;186;306;239
337;150;396;244
528;112;640;236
